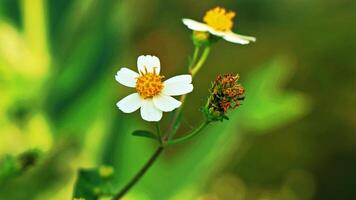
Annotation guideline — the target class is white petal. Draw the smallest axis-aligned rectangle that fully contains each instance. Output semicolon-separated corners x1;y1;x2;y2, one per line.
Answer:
162;82;193;96
137;55;161;74
116;93;142;113
222;32;256;45
208;29;227;37
164;74;192;85
115;68;139;87
140;99;163;122
182;18;211;32
153;94;182;112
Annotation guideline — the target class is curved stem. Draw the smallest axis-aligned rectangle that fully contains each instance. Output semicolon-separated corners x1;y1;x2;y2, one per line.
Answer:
111;146;164;200
168;121;209;145
191;46;211;77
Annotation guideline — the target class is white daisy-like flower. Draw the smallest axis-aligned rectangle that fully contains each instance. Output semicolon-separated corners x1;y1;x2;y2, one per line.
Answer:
115;55;193;122
182;7;256;45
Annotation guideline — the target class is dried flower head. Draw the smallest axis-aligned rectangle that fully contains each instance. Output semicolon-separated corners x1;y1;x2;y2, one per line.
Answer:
204;74;245;122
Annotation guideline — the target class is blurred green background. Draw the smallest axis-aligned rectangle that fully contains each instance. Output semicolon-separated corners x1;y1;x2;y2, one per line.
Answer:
0;0;355;199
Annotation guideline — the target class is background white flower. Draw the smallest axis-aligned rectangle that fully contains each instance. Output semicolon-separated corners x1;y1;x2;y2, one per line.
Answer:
115;55;193;122
182;7;256;45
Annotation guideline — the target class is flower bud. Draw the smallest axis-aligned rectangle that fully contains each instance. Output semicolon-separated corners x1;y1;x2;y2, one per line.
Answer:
192;31;210;46
203;74;245;122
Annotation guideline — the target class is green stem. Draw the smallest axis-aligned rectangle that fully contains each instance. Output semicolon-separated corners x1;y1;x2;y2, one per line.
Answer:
190;46;200;70
191;46;211;77
111;146;164;200
155;122;162;144
168;45;212;140
168;94;186;140
168;121;209;145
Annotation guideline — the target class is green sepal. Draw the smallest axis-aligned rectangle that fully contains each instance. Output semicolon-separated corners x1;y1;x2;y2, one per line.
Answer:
191;31;219;47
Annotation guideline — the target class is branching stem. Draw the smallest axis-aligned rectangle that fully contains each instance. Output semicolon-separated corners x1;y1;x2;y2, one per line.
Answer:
112;44;212;199
168;121;209;145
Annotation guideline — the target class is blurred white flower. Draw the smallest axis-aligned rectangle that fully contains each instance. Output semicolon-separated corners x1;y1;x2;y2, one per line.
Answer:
182;7;256;45
116;55;193;122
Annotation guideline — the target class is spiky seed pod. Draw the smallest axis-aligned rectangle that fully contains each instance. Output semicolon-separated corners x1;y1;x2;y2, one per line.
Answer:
203;74;245;122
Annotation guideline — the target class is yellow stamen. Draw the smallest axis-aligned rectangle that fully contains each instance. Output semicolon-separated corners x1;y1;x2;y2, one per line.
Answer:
203;7;236;32
136;68;164;99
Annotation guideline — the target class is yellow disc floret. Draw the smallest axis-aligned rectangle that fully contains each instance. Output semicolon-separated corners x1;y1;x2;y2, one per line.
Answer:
136;69;164;99
203;7;236;32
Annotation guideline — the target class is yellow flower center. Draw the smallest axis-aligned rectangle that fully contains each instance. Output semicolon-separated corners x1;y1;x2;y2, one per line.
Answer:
203;7;236;32
136;68;164;99
193;31;210;41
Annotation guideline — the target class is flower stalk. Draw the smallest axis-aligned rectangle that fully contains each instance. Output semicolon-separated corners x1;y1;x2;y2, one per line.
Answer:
155;122;162;144
111;146;164;200
190;46;200;70
168;121;210;145
191;46;211;77
169;44;211;139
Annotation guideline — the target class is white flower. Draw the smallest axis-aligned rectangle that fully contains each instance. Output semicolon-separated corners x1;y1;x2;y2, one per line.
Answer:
182;7;256;45
115;55;193;122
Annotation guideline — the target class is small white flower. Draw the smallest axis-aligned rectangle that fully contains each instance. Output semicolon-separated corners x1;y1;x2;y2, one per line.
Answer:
182;7;256;45
115;55;193;122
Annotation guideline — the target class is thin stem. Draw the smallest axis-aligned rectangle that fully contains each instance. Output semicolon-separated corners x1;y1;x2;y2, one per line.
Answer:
168;94;186;140
168;45;211;140
191;46;211;77
189;46;200;70
168;121;209;145
155;122;162;144
112;146;164;200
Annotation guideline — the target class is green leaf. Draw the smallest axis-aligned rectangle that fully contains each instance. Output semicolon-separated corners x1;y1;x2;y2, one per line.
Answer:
72;166;116;200
0;149;42;183
132;130;159;141
0;156;17;182
238;58;311;133
0;141;79;199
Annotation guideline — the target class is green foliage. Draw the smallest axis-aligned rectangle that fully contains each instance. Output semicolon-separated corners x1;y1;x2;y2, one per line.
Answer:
132;130;159;141
238;58;311;133
72;166;117;200
4;0;353;198
0;142;79;200
0;149;42;183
